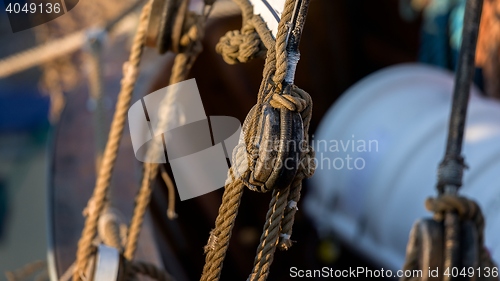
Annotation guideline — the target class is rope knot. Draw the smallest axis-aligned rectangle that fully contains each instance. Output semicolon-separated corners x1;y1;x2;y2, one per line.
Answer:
177;12;204;53
269;92;307;112
216;24;266;64
425;195;484;231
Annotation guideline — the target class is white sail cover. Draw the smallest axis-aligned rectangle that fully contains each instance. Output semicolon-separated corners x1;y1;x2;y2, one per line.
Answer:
305;64;500;271
248;0;286;37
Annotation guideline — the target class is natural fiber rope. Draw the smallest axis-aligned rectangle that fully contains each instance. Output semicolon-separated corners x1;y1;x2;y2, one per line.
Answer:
401;195;498;281
200;170;245;281
73;2;152;280
202;0;314;280
123;6;209;261
160;165;178;220
248;188;290;281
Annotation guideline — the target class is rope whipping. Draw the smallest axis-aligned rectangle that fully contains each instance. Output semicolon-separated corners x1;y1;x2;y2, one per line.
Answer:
201;0;315;280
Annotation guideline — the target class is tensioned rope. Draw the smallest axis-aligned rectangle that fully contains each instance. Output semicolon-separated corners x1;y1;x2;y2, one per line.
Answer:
3;0;225;280
124;0;213;260
75;0;216;279
73;2;153;280
201;0;315;280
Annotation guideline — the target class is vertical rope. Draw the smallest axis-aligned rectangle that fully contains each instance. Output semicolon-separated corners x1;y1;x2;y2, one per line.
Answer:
200;171;245;281
201;0;312;280
124;10;208;261
73;2;152;280
248;188;290;281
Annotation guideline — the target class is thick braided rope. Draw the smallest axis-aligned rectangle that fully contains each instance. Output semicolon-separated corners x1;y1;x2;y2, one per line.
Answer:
72;2;152;280
124;10;208;261
248;188;290;281
200;175;245;281
275;86;314;250
200;169;245;281
201;0;308;280
246;0;303;279
215;0;275;65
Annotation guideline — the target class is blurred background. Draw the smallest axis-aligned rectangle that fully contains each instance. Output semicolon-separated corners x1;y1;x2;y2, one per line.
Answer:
0;0;499;280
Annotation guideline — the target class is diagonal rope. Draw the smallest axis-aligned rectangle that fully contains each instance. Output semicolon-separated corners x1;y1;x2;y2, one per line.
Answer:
201;0;314;280
73;2;153;280
123;9;210;261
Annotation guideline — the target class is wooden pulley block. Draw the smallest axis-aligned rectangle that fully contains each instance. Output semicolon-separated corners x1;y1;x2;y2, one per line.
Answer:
404;218;479;281
145;0;190;54
239;104;303;192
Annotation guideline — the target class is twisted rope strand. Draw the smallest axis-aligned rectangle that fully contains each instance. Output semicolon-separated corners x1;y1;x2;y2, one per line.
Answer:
73;2;152;280
248;188;290;281
200;171;245;281
124;7;208;261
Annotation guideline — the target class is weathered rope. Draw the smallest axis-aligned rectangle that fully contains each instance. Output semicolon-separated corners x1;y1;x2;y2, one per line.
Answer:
160;165;178;220
124;3;212;261
248;188;290;281
200;170;245;281
202;0;314;280
215;0;275;64
73;2;153;280
216;22;266;64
